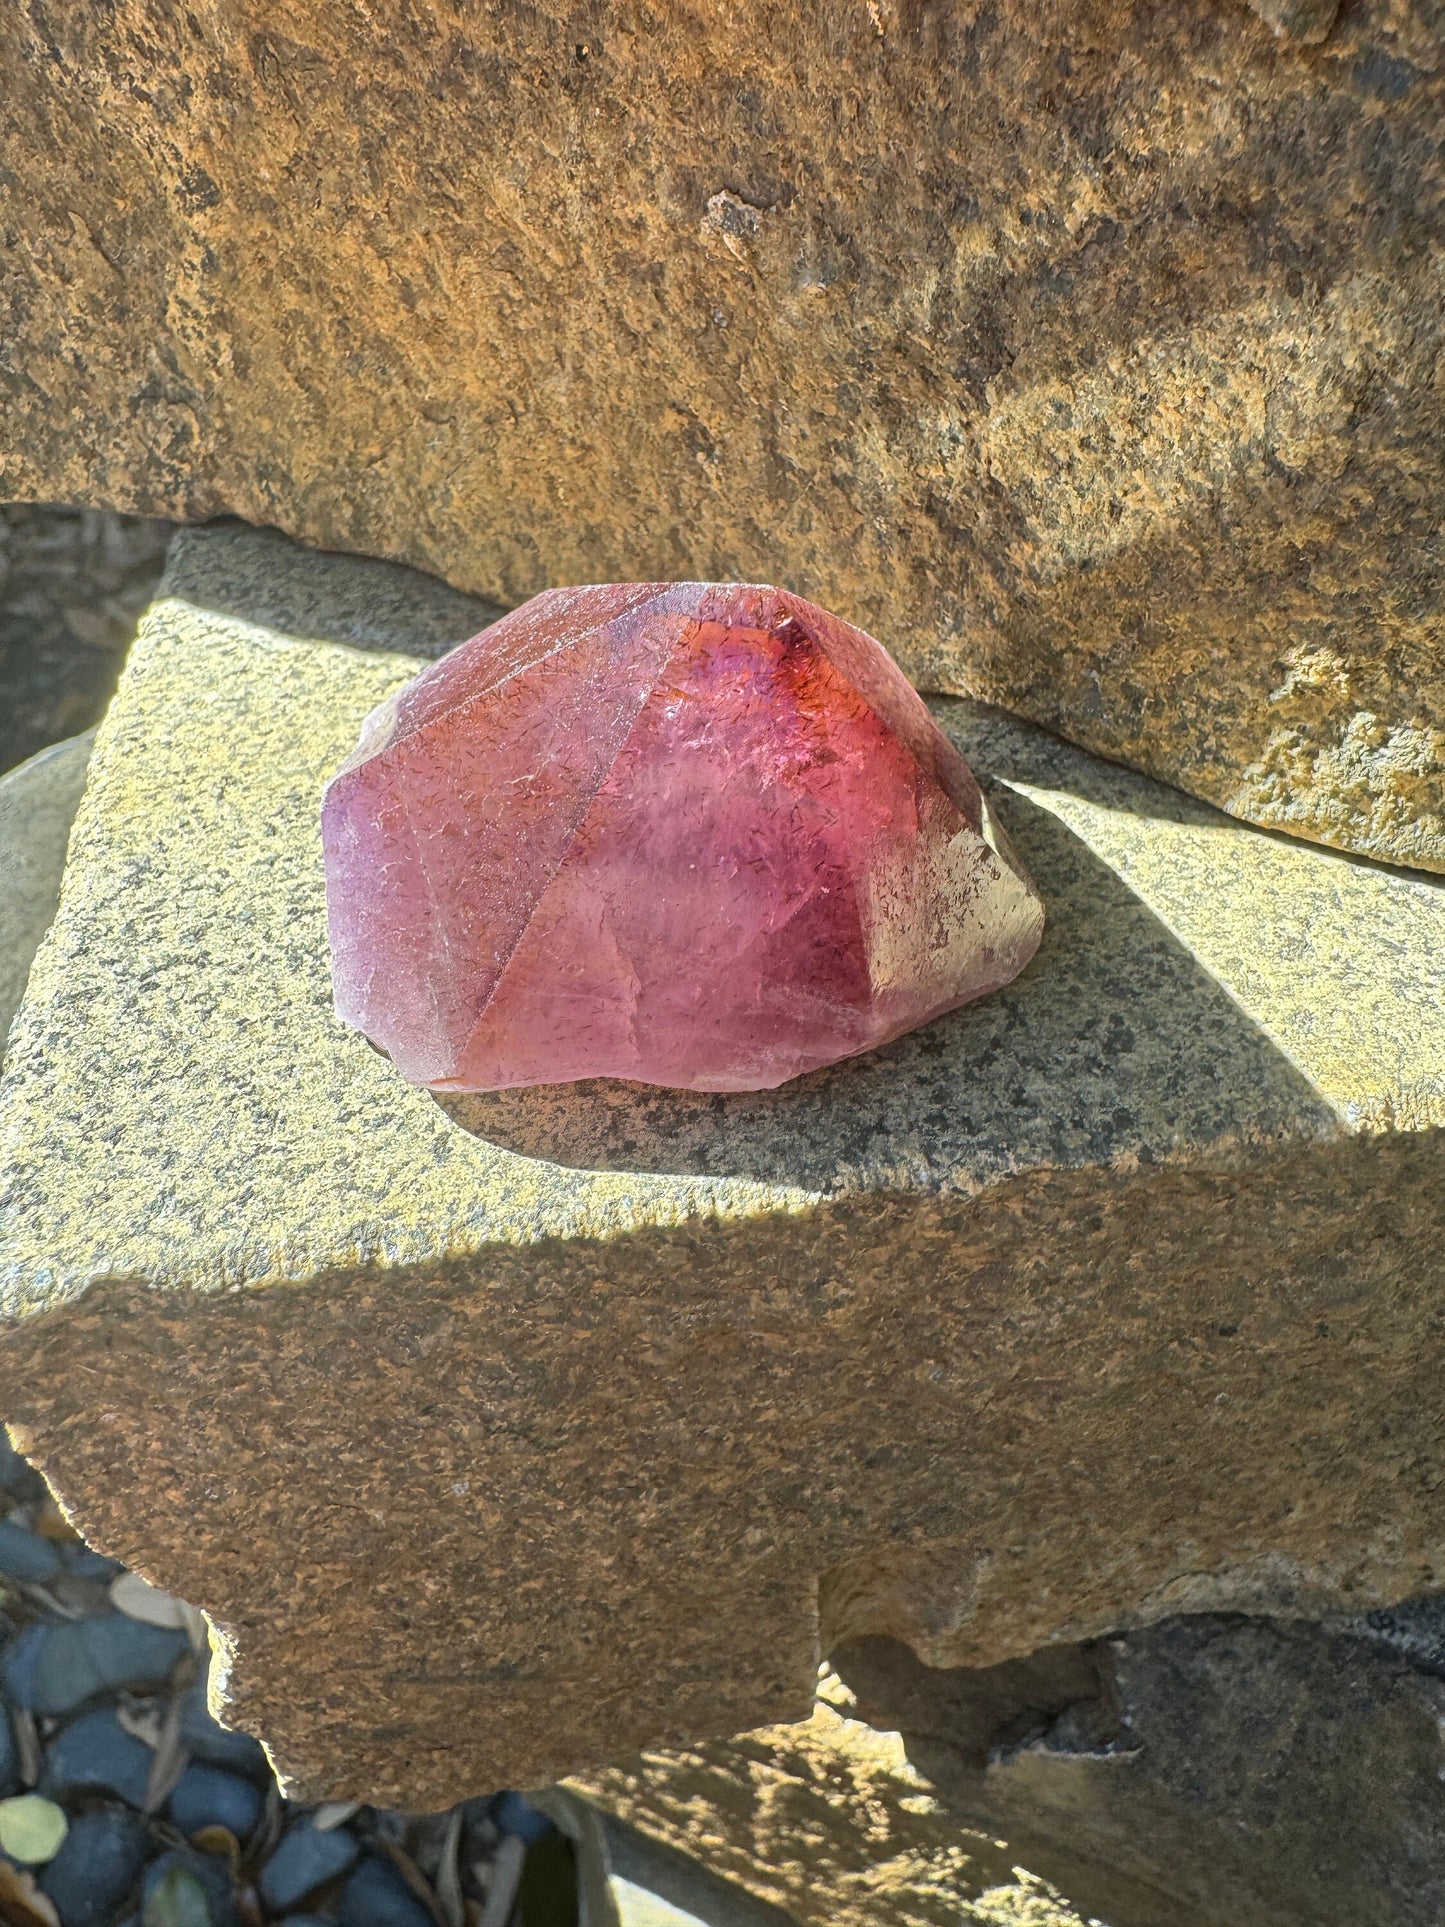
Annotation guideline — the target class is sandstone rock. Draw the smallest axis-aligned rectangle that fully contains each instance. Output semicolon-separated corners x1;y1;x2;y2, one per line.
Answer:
1;524;1442;1807
578;1606;1445;1927
575;1702;1100;1927
0;5;1440;869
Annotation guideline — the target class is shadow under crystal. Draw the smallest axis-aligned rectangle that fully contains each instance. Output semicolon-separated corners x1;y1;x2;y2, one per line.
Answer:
435;706;1337;1193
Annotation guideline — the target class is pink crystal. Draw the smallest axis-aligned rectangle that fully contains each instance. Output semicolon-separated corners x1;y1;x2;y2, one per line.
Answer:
321;584;1044;1092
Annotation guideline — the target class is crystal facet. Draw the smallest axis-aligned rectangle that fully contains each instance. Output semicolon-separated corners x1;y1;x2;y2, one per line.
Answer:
322;584;1044;1092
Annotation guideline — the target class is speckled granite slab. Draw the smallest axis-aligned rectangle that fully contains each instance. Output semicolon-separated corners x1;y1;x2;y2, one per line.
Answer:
0;523;1441;1806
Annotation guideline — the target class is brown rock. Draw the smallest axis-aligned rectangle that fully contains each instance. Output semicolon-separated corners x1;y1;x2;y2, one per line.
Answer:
575;1681;1108;1927
1246;0;1341;45
578;1613;1445;1927
0;3;1440;868
828;1615;1445;1926
1;525;1443;1807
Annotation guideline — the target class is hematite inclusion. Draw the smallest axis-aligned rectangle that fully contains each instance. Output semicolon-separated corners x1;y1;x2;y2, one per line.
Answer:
322;583;1044;1092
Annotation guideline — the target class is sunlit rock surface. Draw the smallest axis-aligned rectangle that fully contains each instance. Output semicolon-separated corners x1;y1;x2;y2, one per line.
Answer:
1;526;1442;1808
0;2;1440;870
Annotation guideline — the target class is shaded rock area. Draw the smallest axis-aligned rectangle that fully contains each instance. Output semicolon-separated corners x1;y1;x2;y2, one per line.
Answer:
1;524;1442;1808
0;735;93;1065
579;1601;1445;1927
840;1613;1445;1926
0;3;1441;868
0;507;171;778
576;1680;1104;1927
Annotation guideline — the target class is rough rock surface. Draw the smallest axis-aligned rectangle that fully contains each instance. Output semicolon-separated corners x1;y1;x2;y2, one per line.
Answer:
0;4;1441;869
0;733;94;1063
1;524;1442;1807
579;1604;1445;1927
0;505;171;776
577;1681;1100;1927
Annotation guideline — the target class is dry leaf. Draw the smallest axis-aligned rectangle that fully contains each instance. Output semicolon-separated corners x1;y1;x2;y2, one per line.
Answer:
435;1807;466;1927
11;1710;41;1789
0;1863;61;1927
116;1700;166;1749
143;1691;190;1812
180;1601;211;1655
477;1836;526;1927
191;1826;242;1874
312;1800;360;1833
242;1783;283;1871
110;1572;190;1630
374;1836;447;1925
0;1796;67;1867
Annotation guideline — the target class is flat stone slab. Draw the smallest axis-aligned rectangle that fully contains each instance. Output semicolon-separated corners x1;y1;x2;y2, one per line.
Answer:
0;731;94;1065
0;524;1442;1806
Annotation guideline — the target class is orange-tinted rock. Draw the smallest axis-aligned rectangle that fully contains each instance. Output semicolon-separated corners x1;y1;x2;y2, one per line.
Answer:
0;2;1440;870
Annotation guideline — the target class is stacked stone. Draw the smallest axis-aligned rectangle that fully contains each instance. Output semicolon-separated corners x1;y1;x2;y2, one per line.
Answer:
0;0;1441;1918
0;524;1441;1927
1;0;1439;872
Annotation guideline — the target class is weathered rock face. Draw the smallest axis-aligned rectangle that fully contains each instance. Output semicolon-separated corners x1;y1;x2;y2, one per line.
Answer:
579;1605;1445;1927
0;734;93;1064
1;525;1442;1808
833;1619;1445;1926
0;2;1440;869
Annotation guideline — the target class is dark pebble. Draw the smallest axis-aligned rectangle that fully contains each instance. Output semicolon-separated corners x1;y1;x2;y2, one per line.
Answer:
142;1846;238;1927
0;1519;62;1586
338;1855;436;1927
177;1680;272;1782
492;1790;556;1843
7;1613;189;1715
0;1705;17;1795
258;1821;361;1911
0;1622;46;1705
39;1807;151;1927
168;1761;264;1842
63;1546;126;1582
0;1433;20;1490
42;1705;155;1809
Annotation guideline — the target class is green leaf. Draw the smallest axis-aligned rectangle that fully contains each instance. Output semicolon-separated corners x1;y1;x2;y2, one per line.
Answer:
142;1866;212;1927
0;1796;67;1867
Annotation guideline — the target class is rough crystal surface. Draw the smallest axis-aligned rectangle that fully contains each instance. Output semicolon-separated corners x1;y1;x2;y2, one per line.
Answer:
322;584;1044;1092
